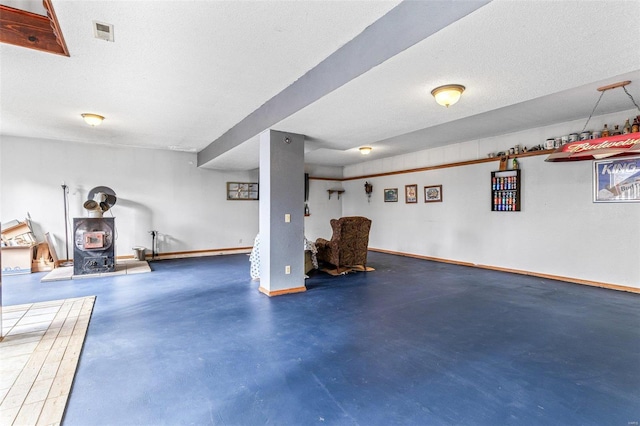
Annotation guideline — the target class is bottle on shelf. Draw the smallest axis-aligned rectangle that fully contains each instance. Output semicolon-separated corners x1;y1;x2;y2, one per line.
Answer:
623;119;632;134
611;124;621;136
632;117;640;134
602;124;610;137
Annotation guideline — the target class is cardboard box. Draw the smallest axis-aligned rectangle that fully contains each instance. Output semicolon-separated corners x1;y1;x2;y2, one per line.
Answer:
32;242;55;272
2;245;34;275
1;221;36;246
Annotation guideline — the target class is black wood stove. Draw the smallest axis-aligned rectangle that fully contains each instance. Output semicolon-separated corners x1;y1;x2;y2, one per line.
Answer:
73;217;115;275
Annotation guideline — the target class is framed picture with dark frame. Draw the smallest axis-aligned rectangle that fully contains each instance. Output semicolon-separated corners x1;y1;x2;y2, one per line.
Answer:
384;188;398;202
405;184;418;203
424;184;443;203
227;182;259;200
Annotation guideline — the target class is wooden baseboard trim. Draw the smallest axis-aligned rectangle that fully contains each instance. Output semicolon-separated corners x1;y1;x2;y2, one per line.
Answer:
115;247;252;261
369;248;477;268
474;264;640;294
258;286;307;297
369;248;639;294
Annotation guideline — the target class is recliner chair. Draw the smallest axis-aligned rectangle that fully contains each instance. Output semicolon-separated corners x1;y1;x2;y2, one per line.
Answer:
315;216;372;272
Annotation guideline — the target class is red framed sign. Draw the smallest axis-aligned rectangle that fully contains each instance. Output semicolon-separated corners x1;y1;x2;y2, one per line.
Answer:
546;132;640;162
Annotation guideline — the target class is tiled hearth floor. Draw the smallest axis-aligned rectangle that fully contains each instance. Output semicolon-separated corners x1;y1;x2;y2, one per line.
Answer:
41;259;150;282
0;297;95;425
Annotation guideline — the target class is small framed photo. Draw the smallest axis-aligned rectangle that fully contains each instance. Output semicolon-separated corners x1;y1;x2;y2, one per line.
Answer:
424;185;443;203
405;184;418;203
384;188;398;202
227;182;259;200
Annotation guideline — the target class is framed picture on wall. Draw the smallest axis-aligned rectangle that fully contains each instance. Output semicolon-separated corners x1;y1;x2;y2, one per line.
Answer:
227;182;259;200
384;188;398;202
424;185;443;203
593;156;640;203
405;184;418;203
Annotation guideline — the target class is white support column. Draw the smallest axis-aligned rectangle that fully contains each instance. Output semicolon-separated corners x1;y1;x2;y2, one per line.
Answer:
258;130;306;296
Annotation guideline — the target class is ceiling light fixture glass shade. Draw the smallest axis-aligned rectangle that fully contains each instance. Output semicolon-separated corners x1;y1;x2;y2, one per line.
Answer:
81;113;104;126
359;146;372;155
431;84;465;107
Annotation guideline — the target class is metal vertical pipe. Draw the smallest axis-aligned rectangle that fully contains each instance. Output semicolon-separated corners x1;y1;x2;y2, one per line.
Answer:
62;183;69;262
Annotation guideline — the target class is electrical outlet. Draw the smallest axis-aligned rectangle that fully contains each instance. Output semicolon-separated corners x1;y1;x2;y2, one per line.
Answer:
285;265;291;274
285;214;291;223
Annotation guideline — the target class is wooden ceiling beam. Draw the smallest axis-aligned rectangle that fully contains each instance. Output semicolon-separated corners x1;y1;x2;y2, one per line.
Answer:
0;0;69;56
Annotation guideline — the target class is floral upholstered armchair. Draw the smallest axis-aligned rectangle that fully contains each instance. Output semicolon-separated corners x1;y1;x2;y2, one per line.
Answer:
315;216;372;272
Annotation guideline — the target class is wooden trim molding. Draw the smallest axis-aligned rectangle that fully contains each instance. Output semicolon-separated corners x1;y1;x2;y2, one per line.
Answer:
115;246;252;261
42;0;68;55
341;150;554;181
308;176;342;181
258;286;307;297
474;264;640;294
108;247;635;294
369;248;640;294
0;0;69;56
307;149;553;182
343;157;497;181
370;248;477;267
597;80;631;92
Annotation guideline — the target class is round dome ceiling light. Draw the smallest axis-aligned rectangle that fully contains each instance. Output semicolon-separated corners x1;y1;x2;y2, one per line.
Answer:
431;84;465;108
81;113;105;126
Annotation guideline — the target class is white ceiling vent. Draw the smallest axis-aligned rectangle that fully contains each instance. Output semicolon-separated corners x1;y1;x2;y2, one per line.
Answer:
93;21;114;42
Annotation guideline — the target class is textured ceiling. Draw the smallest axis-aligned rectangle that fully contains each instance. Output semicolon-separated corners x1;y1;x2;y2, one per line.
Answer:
1;0;46;15
0;0;399;152
1;0;639;172
278;0;640;168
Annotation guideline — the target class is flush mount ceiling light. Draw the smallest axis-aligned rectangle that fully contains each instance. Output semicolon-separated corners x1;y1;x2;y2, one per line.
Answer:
359;146;372;155
431;84;465;108
81;113;104;126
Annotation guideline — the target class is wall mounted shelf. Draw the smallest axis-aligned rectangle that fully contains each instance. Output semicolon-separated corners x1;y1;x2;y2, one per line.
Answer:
327;189;345;200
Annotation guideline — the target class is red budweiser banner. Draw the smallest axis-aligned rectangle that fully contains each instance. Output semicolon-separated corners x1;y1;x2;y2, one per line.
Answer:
545;132;640;162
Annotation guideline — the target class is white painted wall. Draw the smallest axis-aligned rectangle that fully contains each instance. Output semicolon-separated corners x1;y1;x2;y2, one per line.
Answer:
1;136;259;260
303;178;344;242
302;164;344;241
3;110;638;289
340;109;640;289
